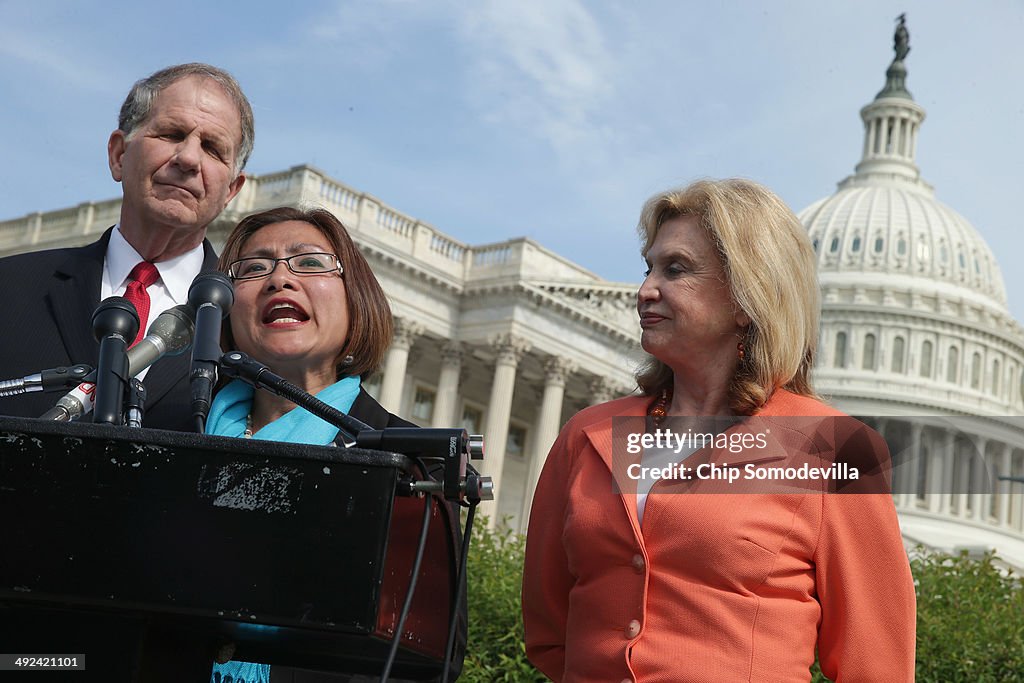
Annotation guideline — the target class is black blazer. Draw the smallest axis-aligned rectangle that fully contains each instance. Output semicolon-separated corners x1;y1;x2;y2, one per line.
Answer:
0;228;218;432
347;388;415;429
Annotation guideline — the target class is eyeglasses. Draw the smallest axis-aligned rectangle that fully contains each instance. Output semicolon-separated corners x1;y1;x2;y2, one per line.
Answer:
227;252;343;281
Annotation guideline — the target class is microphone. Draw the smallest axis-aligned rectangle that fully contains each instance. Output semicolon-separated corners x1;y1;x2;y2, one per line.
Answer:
220;351;490;501
219;351;370;442
0;364;93;397
40;304;197;422
126;303;196;376
187;271;234;432
91;297;140;425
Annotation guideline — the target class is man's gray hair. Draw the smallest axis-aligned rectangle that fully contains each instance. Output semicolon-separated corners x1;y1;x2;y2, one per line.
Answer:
118;63;254;174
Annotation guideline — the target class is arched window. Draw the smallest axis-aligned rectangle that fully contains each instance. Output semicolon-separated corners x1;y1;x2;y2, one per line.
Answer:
874;237;885;253
920;340;933;377
852;236;862;253
971;352;982;390
947;347;959;383
891;336;905;373
862;334;876;370
830;237;840;253
993;359;1001;396
897;238;907;256
834;332;847;368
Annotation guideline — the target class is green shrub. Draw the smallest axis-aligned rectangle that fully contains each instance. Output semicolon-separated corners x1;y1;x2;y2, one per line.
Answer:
912;548;1024;682
461;517;546;682
813;547;1024;683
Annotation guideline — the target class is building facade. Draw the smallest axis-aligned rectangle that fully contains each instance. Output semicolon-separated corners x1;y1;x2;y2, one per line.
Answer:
2;27;1023;564
800;28;1024;568
0;164;640;532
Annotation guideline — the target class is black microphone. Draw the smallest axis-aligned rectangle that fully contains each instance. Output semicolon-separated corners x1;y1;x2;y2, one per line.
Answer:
188;271;234;432
0;364;93;397
91;296;139;425
41;304;197;422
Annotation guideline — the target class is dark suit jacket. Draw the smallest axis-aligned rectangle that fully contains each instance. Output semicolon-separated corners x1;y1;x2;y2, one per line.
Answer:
0;227;217;432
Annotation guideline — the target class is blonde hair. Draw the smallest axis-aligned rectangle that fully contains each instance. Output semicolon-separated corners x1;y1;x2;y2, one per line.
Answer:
635;178;819;414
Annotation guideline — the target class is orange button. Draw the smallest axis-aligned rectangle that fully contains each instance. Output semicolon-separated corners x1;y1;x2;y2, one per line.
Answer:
625;619;641;639
631;554;645;573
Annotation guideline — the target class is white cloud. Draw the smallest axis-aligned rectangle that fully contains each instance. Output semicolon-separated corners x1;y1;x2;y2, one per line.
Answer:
0;28;115;94
457;0;617;162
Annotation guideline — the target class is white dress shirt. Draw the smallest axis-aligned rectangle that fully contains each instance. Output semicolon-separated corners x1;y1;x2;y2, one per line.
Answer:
101;225;206;378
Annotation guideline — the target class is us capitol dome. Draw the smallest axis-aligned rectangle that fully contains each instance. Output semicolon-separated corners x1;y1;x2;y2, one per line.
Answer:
798;18;1024;568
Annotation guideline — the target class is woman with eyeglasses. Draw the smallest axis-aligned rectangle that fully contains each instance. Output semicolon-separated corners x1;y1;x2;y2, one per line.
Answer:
206;206;409;448
206;206;433;683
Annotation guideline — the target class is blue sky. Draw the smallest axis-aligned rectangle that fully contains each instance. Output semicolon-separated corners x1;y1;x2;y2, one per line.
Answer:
3;0;1023;319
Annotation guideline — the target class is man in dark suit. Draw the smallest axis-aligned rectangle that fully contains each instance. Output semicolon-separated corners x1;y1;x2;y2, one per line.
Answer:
0;63;253;431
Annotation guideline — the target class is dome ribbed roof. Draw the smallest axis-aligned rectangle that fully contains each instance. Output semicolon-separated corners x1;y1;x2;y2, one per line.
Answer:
801;186;1007;311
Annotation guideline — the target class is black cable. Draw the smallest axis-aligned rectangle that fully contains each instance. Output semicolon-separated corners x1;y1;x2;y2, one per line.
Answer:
441;499;477;682
194;415;206;434
380;462;433;683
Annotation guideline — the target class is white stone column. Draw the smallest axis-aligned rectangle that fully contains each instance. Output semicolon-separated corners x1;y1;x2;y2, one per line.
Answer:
521;356;576;524
996;444;1013;527
970;436;989;522
932;431;956;514
431;342;463;428
954;443;971;518
482;334;530;526
379;318;423;414
874;419;898;506
900;422;923;508
891;116;903;156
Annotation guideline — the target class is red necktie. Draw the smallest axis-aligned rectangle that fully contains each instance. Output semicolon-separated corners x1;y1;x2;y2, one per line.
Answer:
123;262;160;347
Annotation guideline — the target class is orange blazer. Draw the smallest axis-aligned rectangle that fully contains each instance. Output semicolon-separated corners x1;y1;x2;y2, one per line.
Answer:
522;389;916;682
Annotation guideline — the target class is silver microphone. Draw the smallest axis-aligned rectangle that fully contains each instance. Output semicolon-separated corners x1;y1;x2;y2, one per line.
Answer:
40;304;196;422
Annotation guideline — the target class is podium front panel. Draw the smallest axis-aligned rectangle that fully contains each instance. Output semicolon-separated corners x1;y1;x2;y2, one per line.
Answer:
0;416;452;677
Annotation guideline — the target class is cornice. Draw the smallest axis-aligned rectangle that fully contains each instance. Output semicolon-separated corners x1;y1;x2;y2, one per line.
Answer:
358;241;464;294
820;305;1024;351
464;279;638;345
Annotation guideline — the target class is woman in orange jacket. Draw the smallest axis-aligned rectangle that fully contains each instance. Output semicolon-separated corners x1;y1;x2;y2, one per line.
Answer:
522;179;916;682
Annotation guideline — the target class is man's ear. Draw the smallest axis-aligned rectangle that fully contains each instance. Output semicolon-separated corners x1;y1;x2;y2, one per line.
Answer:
225;172;246;204
108;130;127;182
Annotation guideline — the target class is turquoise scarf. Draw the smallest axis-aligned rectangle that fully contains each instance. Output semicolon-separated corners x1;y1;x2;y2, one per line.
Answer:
205;376;361;444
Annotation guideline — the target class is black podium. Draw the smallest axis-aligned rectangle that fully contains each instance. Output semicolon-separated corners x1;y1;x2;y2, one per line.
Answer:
0;416;460;681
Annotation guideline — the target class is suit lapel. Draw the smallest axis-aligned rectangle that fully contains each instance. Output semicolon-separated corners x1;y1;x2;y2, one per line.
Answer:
142;240;219;409
48;232;109;367
582;396;648;534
